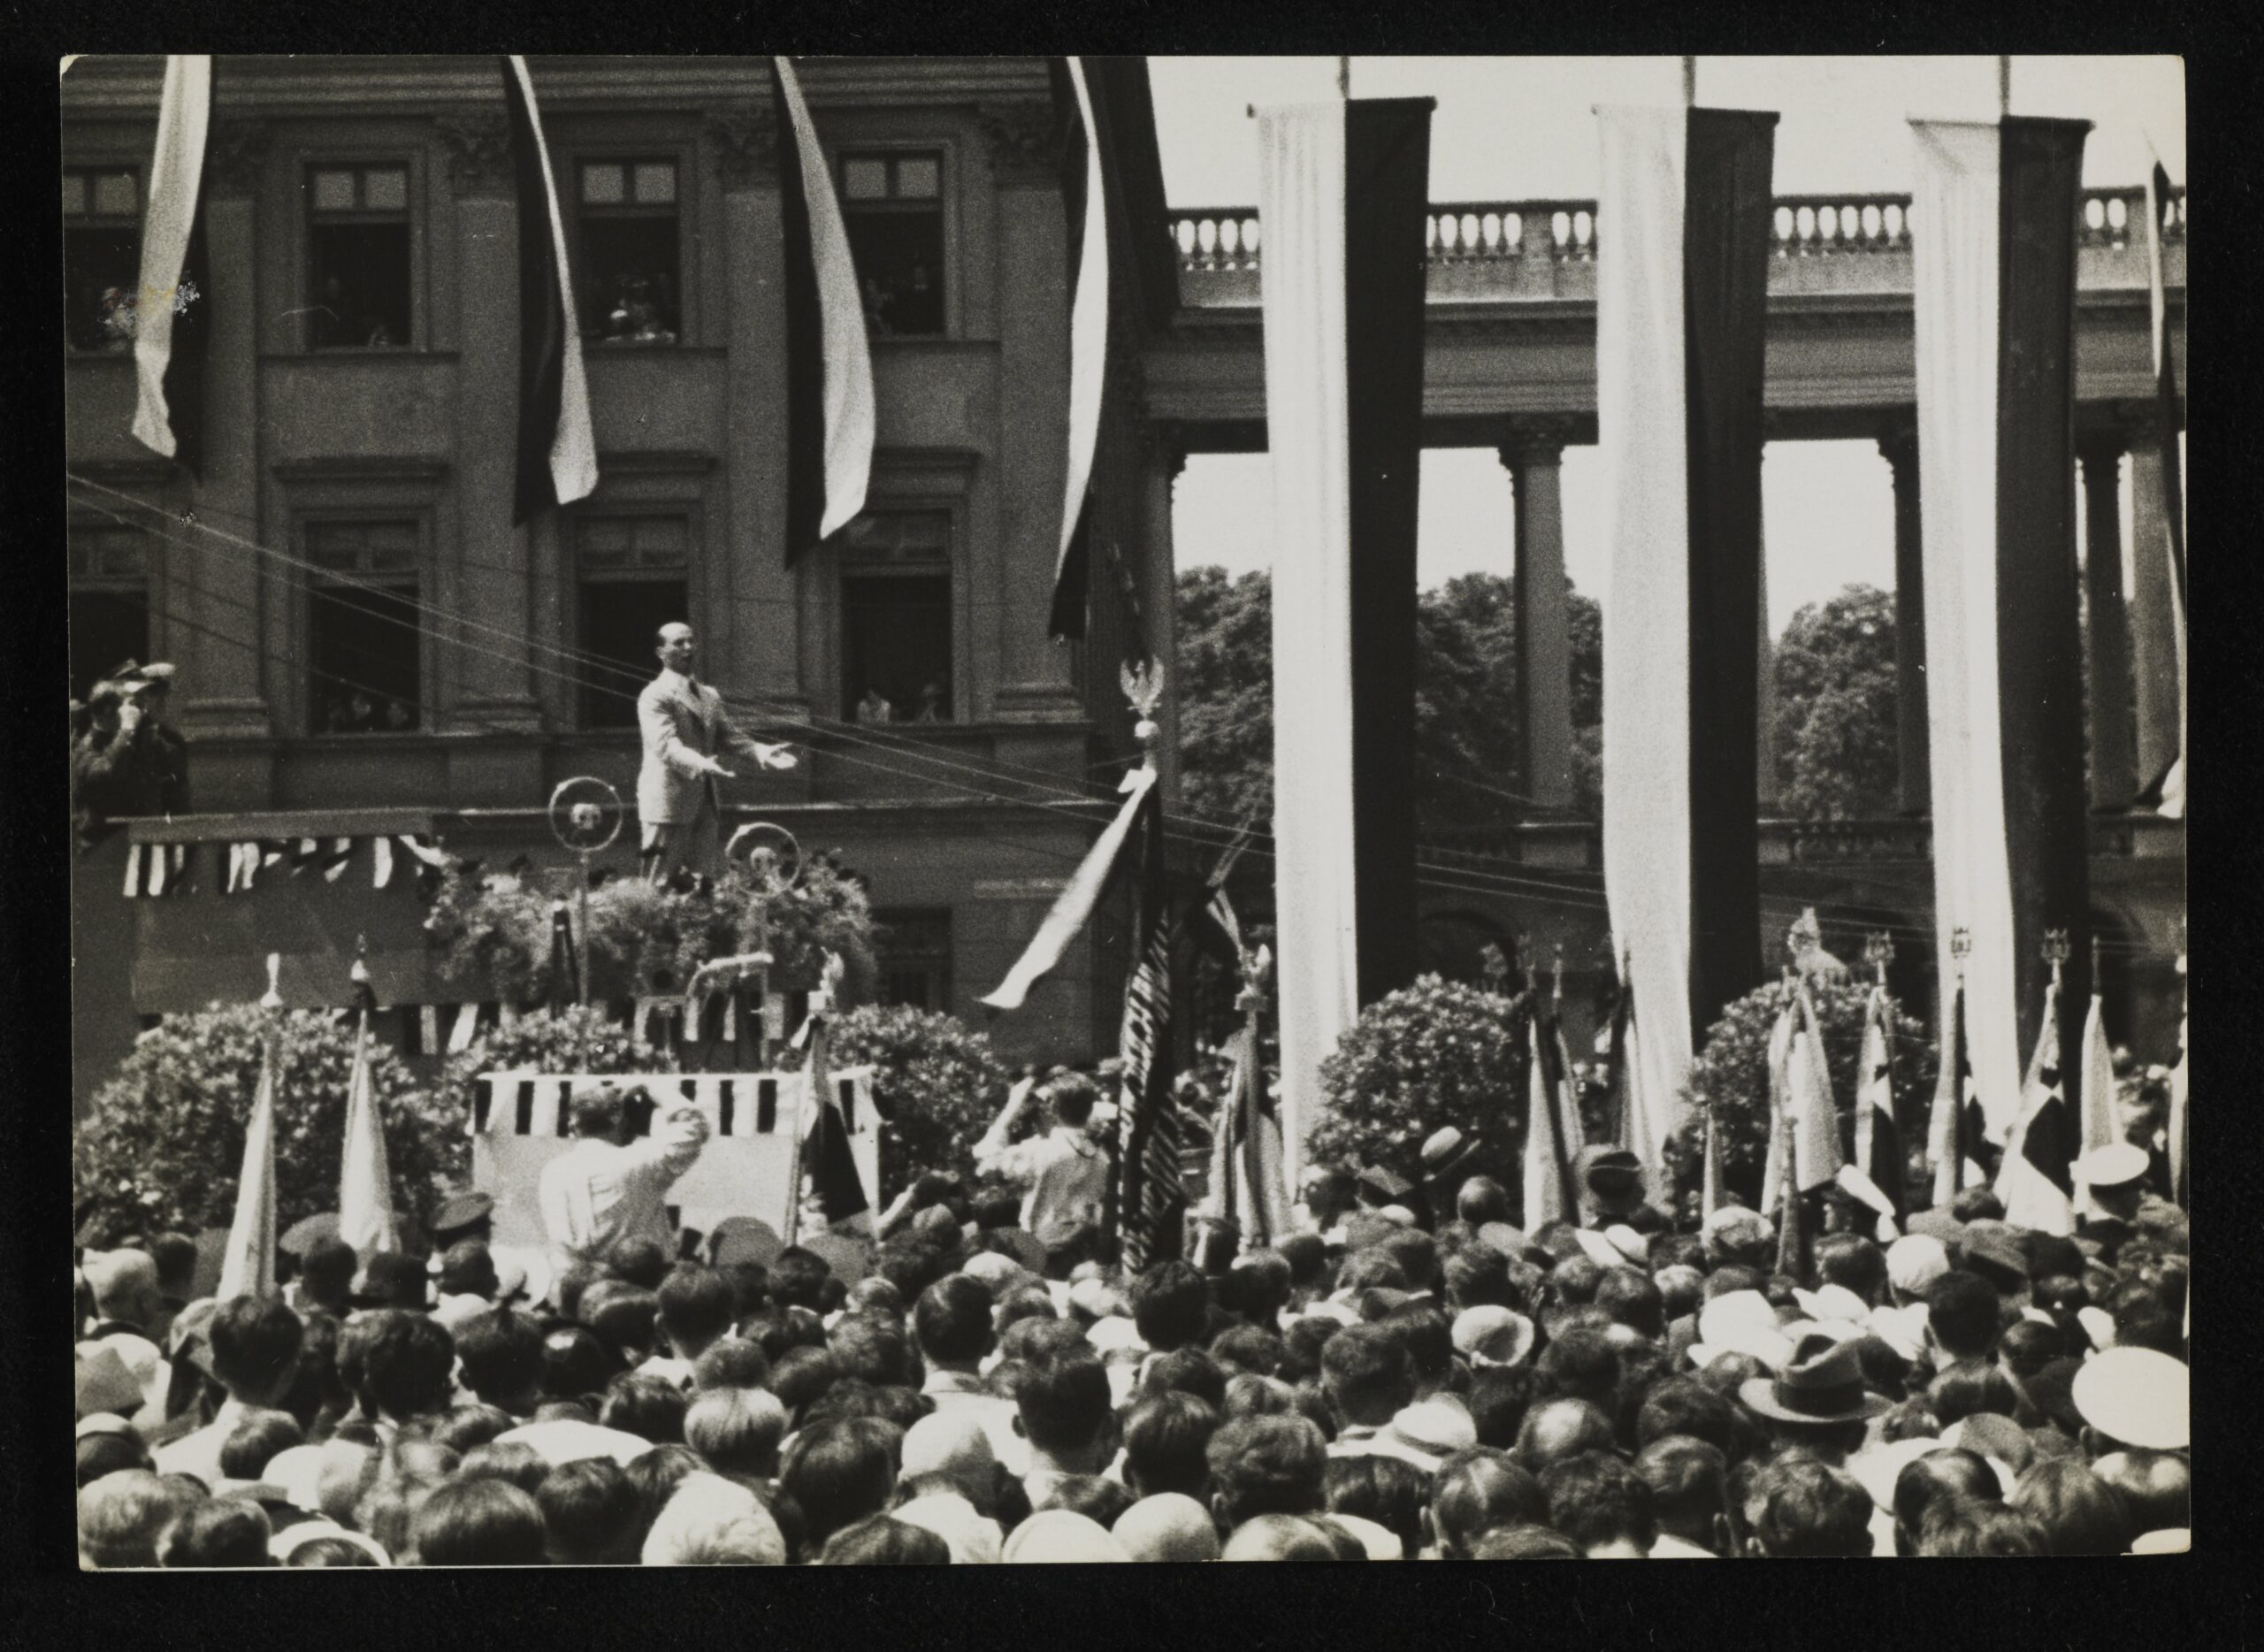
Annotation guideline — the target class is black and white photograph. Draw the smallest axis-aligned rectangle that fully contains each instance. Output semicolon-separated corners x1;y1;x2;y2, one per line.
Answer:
59;50;2189;1572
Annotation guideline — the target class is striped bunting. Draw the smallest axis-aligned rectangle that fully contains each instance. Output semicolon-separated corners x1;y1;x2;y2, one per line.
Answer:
471;1069;875;1140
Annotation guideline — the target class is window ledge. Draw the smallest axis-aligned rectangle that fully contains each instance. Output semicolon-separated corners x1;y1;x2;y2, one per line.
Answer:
261;350;461;363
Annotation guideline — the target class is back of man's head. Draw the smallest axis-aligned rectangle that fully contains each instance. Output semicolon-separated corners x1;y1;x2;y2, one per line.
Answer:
769;1248;831;1312
1816;1234;1889;1304
779;1417;903;1551
1633;1435;1728;1549
1442;1248;1516;1314
1541;1449;1658;1556
360;1309;456;1422
1129;1261;1210;1354
1749;1455;1874;1556
1702;1211;1776;1272
654;1263;735;1358
1514;1397;1617;1475
2092;1449;2190;1534
1915;1498;2050;1556
603;1237;669;1291
1949;1187;2005;1224
1548;1256;1603;1308
438;1239;498;1300
828;1312;915;1387
1927;1361;2019;1427
1142;1346;1228;1411
160;1495;273;1568
536;1456;642;1564
455;1310;546;1410
151;1233;198;1296
85;1249;160;1327
1379;1302;1455;1388
1047;1073;1100;1129
1891;1448;1999;1549
570;1085;625;1140
1277;1234;1329;1290
210;1295;304;1403
2009;1458;2136;1557
1206;1414;1327;1526
302;1238;357;1309
1594;1269;1665;1340
1467;1366;1536;1451
1014;1348;1112;1459
1926;1269;2003;1361
1636;1377;1741;1460
1457;1176;1513;1226
1123;1391;1220;1501
1379;1229;1438;1292
1534;1327;1619;1407
685;1387;790;1478
1431;1448;1548;1557
79;1470;200;1569
913;1274;996;1367
1319;1325;1414;1428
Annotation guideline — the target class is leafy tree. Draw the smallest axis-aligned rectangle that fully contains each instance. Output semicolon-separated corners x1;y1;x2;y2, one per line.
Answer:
1661;975;1937;1210
1310;975;1531;1190
73;1004;464;1247
1772;584;1901;821
1174;566;1607;830
826;1006;1013;1203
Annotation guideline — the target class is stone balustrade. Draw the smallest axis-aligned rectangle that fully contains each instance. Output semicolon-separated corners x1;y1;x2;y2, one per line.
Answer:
1169;185;2184;304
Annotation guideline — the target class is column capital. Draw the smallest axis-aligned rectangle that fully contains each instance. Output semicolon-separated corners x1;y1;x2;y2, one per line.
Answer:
1497;416;1581;469
436;112;514;198
1877;419;1919;481
705;101;779;186
2075;424;2130;472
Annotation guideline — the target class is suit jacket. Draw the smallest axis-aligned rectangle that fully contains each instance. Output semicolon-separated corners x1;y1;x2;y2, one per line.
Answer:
636;669;771;826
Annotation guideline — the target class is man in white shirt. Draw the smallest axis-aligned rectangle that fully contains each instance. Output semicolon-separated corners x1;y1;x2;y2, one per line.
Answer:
971;1071;1109;1275
538;1082;712;1282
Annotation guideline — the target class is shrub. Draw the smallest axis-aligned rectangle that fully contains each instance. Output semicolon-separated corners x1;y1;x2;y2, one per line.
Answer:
1664;975;1937;1209
824;1006;1013;1204
73;1003;463;1248
1310;975;1530;1189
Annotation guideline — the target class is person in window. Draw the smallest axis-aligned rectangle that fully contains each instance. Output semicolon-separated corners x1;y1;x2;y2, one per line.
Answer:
636;622;796;884
97;287;137;352
71;662;188;850
913;682;945;724
856;688;893;725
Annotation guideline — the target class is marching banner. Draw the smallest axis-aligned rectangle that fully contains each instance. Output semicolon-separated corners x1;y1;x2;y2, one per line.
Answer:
471;1068;878;1251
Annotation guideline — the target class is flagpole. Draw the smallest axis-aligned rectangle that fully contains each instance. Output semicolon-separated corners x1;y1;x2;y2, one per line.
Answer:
1998;56;2012;118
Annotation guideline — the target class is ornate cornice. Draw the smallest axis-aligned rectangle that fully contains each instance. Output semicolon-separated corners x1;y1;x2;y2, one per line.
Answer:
705;102;778;185
435;112;512;197
207;119;272;195
978;101;1058;182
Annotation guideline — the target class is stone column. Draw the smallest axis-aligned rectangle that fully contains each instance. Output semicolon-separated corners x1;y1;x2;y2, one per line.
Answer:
1141;425;1188;805
2128;432;2182;788
441;116;541;732
2077;431;2136;808
1502;426;1572;813
1879;424;1931;815
1755;447;1778;813
708;103;806;719
179;120;272;748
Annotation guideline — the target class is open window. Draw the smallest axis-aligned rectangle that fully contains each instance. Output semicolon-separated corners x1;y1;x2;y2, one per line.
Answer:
63;168;141;355
838;151;945;337
304;164;412;349
837;509;952;724
305;519;422;732
68;523;151;701
576;515;691;730
576;158;682;346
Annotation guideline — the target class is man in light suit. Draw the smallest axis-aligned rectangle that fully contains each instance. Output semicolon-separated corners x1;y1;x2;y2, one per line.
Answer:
637;623;795;883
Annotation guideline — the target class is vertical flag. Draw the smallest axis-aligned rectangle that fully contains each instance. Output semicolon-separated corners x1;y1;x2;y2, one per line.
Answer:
1602;951;1664;1184
2143;157;2186;816
1047;55;1110;639
505;55;599;524
1760;994;1794;1219
1596;104;1779;1162
1255;96;1433;1188
1787;986;1845;1192
2077;976;2119;1156
337;954;399;1258
218;986;282;1301
547;900;581;1013
979;764;1158;1011
804;1082;875;1236
1855;986;1907;1218
1998;978;2077;1235
1910;115;2092;1122
1927;972;1992;1205
1523;998;1579;1228
129;55;214;475
1113;784;1182;1271
771;56;876;561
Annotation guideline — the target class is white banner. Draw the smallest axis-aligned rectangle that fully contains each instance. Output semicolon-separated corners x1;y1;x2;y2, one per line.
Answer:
1256;101;1357;1189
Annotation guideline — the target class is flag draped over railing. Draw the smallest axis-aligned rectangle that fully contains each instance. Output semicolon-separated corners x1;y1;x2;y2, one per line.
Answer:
130;55;213;475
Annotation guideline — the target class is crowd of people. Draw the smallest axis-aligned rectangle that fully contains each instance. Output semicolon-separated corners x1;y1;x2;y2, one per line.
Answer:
72;1060;2191;1568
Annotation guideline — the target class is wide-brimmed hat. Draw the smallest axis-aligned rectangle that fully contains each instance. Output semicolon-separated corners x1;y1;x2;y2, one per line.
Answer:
1582;1147;1643;1190
1739;1338;1893;1426
1381;1396;1478;1467
279;1212;341;1259
2071;1346;2189;1450
1689;1290;1794;1373
1452;1305;1537;1370
1793;1284;1871;1327
1419;1126;1484;1187
1885;1234;1951;1296
427;1189;495;1240
1355;1165;1415;1206
2075;1143;2149;1195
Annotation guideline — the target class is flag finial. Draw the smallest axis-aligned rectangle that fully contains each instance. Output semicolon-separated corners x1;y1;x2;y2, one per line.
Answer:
262;952;283;1009
351;932;371;985
1864;930;1893;986
2044;928;2070;986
